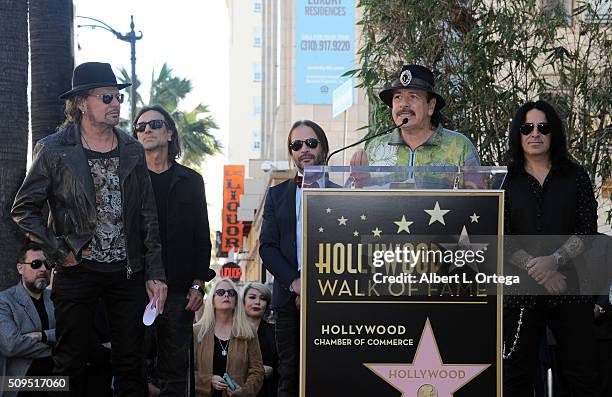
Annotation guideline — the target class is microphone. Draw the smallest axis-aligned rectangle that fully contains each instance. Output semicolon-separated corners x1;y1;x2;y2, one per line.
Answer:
325;118;409;165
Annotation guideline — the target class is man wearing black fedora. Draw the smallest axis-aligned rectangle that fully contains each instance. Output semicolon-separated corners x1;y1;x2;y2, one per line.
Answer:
350;64;480;186
12;61;167;396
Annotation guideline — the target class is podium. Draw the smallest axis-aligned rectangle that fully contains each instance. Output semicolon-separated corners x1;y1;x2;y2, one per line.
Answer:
299;166;507;397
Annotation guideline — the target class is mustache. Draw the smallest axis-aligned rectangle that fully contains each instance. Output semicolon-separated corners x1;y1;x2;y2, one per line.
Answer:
396;107;415;117
299;154;315;161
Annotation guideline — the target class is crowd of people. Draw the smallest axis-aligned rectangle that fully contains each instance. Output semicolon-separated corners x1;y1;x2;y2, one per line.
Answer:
0;60;609;397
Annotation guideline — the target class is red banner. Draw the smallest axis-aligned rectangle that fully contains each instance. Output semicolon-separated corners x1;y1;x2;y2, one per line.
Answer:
220;165;244;257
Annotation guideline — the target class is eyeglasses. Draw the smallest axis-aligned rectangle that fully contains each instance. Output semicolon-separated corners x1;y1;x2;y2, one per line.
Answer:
289;138;320;152
89;93;125;105
133;119;166;133
20;259;54;270
215;288;238;297
519;123;551;135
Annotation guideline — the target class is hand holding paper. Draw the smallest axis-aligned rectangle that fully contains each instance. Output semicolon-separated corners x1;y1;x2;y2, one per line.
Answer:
143;297;159;326
146;279;167;314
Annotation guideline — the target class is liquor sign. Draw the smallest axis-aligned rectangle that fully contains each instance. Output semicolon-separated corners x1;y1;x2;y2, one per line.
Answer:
220;165;245;257
221;262;242;282
301;190;504;396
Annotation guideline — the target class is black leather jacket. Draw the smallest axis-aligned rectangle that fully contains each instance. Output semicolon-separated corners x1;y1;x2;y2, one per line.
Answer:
11;124;165;281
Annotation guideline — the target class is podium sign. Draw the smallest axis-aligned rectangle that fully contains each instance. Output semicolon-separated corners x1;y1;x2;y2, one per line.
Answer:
300;189;503;397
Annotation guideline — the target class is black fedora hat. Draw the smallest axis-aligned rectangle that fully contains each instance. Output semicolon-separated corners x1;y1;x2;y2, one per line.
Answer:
59;62;131;100
379;64;446;111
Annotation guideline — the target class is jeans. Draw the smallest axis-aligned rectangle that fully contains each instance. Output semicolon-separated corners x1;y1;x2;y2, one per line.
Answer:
503;302;598;397
150;292;195;397
50;265;148;397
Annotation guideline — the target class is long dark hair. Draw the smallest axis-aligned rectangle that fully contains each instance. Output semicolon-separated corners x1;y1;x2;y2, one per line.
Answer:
287;120;330;161
505;100;571;175
132;105;182;161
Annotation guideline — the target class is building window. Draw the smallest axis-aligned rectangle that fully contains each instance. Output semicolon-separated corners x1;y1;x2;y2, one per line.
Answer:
253;63;261;82
253;97;261;116
583;0;611;23
253;131;261;150
254;27;262;47
254;0;262;13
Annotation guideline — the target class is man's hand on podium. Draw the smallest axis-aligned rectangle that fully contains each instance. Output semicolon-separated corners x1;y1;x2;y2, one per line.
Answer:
349;149;371;187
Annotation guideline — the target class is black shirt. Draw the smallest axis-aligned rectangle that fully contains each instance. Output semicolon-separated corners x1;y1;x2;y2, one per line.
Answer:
213;335;229;397
503;161;598;307
149;165;175;274
257;321;279;397
23;296;54;391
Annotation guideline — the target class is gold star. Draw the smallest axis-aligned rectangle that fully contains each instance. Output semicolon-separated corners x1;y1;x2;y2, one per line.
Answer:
394;215;414;234
424;201;450;225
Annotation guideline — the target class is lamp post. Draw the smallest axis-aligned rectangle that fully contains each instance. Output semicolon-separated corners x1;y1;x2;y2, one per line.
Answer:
77;15;143;122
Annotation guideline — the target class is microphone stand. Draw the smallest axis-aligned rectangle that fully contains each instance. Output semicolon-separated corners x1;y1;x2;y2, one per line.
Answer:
325;118;409;165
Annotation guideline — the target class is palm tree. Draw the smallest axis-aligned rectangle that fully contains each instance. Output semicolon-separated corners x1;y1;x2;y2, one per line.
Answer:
119;63;221;167
29;0;74;145
0;0;29;289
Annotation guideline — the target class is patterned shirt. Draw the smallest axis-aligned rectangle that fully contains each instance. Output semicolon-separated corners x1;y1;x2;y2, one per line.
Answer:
82;146;127;264
365;126;480;188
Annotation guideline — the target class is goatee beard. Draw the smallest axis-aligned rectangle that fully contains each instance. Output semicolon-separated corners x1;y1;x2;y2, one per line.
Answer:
24;279;48;294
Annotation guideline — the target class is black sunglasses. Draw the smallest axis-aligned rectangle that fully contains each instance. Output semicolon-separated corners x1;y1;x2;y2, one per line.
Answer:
90;93;125;105
519;123;551;135
215;288;238;297
21;259;54;270
133;119;166;133
289;138;320;152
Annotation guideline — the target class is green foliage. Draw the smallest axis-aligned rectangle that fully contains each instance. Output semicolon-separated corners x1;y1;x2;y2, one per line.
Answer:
119;63;222;168
148;63;192;113
353;0;611;219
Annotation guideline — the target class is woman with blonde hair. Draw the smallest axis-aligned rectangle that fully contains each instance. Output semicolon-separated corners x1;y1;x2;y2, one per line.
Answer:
194;278;264;396
242;282;278;397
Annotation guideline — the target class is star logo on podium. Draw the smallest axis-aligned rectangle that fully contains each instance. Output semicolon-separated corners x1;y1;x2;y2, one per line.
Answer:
364;319;489;397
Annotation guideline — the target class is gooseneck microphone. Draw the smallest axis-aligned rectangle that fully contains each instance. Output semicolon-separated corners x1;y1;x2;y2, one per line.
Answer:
325;118;409;165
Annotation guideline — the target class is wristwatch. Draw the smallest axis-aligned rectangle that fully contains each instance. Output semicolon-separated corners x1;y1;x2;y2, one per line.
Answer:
552;251;565;267
190;284;204;295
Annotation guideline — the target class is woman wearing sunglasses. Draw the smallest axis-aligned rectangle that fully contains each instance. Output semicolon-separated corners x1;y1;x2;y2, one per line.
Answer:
242;283;278;397
502;100;599;396
194;279;264;396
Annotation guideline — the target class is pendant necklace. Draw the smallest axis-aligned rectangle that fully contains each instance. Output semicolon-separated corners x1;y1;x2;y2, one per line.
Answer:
218;337;229;357
81;131;115;152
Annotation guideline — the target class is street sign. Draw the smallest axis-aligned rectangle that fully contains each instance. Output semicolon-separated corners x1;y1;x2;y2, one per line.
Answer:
332;78;353;118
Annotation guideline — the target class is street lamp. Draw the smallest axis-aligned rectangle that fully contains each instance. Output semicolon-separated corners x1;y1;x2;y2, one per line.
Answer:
77;15;143;122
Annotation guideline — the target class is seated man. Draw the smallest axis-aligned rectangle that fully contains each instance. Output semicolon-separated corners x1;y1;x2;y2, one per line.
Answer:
0;241;55;397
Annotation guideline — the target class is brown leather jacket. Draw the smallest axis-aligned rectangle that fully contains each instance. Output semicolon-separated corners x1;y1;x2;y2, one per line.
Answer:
11;123;165;281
